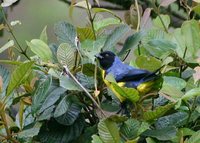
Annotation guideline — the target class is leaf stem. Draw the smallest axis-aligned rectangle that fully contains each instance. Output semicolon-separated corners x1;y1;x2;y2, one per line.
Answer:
85;0;96;40
0;6;30;60
135;0;140;32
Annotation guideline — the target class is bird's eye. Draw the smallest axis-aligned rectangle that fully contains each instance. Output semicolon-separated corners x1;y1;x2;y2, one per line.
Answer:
105;54;109;57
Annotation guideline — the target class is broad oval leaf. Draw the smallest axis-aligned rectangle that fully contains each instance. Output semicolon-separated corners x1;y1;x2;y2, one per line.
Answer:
98;119;120;143
6;61;34;96
92;135;104;143
54;21;76;45
135;55;162;71
163;76;186;91
103;24;131;50
77;27;95;41
143;127;177;141
181;20;200;58
27;39;52;62
94;17;121;32
57;43;76;70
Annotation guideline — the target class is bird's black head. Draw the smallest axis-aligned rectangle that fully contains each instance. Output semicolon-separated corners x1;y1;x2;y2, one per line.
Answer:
95;51;116;70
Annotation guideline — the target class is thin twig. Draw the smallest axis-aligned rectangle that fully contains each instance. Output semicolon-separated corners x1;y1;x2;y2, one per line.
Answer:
135;0;140;32
85;0;96;40
62;66;106;117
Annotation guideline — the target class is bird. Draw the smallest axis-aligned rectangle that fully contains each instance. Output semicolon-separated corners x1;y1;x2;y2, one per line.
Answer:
95;51;162;102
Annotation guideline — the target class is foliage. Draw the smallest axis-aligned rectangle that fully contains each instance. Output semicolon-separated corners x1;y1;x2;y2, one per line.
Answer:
1;0;200;143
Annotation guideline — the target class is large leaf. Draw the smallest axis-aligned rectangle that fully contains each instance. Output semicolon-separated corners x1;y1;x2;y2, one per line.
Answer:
54;95;82;126
112;83;140;103
94;17;121;32
181;20;200;58
0;65;10;97
163;76;186;90
31;75;52;113
38;115;85;143
27;39;52;62
143;127;177;141
6;61;34;96
155;112;188;129
57;43;76;70
98;119;120;143
39;82;66;114
135;55;162;71
103;24;131;50
143;103;175;121
54;21;76;45
118;31;144;56
147;39;177;58
59;75;81;91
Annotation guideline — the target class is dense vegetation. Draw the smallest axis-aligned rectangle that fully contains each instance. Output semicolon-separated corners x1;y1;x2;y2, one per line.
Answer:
1;0;200;143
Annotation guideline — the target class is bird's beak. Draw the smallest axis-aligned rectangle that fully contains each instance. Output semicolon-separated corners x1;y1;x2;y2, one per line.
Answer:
95;54;103;59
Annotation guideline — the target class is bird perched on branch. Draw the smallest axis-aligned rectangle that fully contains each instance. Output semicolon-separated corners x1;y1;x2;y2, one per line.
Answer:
95;51;162;102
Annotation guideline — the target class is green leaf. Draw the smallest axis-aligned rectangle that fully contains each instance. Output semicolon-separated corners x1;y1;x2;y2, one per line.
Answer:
54;95;82;125
54;21;76;45
59;75;81;91
57;43;76;70
92;135;104;143
112;83;139;103
181;20;200;58
18;122;42;139
182;88;200;101
155;112;188;129
77;27;95;41
153;14;170;30
143;103;175;121
38;115;85;143
0;40;14;53
163;76;186;90
135;55;162;72
40;25;48;43
118;31;144;56
143;127;177;141
38;105;55;121
186;130;200;143
103;24;131;50
120;119;149;140
6;61;34;96
94;17;121;32
147;39;177;58
39;83;66;114
0;65;10;98
0;60;22;65
32;75;52;113
98;119;120;143
27;39;52;62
